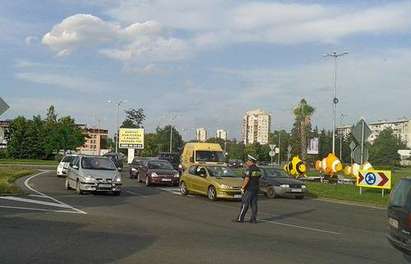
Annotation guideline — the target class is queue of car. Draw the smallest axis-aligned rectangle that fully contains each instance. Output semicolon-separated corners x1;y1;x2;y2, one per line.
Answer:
56;142;307;201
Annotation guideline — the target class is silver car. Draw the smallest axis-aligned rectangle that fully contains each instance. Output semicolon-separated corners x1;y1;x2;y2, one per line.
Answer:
65;155;122;195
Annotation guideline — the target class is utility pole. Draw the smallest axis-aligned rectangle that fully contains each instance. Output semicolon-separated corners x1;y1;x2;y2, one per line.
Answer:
107;100;126;153
278;132;281;165
169;114;177;153
324;51;348;154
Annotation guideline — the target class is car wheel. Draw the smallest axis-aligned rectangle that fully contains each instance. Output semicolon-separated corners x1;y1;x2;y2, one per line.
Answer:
295;195;304;200
207;186;217;201
65;178;71;190
264;187;276;199
76;180;84;195
180;181;189;195
145;176;150;186
137;173;141;183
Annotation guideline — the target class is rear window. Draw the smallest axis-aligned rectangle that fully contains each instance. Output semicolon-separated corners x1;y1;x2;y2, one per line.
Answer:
148;161;174;170
390;179;411;207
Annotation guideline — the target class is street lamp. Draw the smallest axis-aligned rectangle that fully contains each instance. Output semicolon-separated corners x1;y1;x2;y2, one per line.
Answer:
324;51;348;154
107;99;127;153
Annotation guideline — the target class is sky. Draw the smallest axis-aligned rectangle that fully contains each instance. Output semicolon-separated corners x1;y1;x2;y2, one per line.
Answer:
1;0;411;140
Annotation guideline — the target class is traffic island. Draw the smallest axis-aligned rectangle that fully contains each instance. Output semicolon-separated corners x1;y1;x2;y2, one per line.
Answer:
0;167;36;194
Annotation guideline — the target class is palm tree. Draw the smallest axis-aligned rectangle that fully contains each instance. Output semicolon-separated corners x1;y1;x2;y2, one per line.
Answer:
293;99;315;161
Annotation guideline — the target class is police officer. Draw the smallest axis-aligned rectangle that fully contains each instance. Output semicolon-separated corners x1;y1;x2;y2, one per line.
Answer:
235;154;261;223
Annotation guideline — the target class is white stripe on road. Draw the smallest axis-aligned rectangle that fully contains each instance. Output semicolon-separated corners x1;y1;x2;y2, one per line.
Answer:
0;196;72;208
258;219;341;235
0;205;84;214
22;171;87;214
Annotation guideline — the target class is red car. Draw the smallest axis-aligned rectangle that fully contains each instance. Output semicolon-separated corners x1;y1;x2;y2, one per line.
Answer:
138;159;180;186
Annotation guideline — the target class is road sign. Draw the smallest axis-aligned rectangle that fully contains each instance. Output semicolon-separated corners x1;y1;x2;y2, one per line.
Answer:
269;144;276;151
352;119;371;143
269;151;275;157
0;97;9;116
357;170;391;190
119;128;144;149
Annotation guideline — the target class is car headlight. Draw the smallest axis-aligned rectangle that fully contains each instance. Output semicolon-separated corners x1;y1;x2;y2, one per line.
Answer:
131;168;137;172
301;185;306;189
174;173;179;178
114;176;122;183
220;184;233;189
178;164;183;169
280;184;290;188
151;172;159;177
84;176;96;183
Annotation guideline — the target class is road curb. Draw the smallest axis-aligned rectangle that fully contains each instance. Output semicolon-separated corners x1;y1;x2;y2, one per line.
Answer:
314;197;386;210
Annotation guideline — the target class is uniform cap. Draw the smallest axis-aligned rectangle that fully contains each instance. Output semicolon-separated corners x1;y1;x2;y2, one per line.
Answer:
247;154;257;162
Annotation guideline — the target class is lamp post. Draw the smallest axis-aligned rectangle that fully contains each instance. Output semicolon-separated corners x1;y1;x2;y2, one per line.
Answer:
324;51;348;154
107;100;127;153
169;114;177;153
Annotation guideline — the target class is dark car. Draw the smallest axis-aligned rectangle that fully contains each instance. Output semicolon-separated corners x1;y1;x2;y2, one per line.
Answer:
259;166;307;199
103;153;124;171
387;178;411;259
228;159;243;168
129;157;150;179
158;152;181;170
138;159;180;186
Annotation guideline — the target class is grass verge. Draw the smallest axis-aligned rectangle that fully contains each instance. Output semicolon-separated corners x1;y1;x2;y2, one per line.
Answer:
0;159;58;166
0;167;36;194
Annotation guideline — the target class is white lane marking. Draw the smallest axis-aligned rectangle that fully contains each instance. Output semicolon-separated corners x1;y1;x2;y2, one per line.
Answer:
0;196;71;208
258;219;341;235
23;171;87;214
28;194;49;198
0;205;82;214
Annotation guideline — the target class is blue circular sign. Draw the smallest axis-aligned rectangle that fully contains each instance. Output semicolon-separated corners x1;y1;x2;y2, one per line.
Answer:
365;172;376;185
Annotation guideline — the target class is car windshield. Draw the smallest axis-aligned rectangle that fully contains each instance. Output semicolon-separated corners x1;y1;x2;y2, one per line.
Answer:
263;168;289;178
81;157;116;170
207;166;239;177
62;156;74;163
390;180;411;208
196;151;225;162
148;161;174;170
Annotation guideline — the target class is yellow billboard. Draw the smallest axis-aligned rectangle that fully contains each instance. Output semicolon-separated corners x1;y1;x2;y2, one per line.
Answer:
119;128;144;149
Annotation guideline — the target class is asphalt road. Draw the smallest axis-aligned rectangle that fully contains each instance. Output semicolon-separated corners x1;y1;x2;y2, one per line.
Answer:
0;169;407;264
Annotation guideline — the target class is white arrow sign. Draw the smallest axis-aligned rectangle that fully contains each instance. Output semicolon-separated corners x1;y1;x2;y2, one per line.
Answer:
269;144;276;151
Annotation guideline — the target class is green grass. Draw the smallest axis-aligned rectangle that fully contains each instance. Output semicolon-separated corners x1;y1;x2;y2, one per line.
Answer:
0;167;36;194
0;159;59;166
305;167;411;207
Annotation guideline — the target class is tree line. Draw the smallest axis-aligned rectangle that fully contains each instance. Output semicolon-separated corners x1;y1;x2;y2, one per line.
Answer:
2;106;85;159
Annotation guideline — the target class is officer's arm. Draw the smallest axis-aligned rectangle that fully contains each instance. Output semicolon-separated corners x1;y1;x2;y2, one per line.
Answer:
242;176;250;190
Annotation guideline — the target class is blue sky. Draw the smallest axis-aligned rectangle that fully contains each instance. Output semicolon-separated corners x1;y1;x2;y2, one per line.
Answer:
1;0;411;139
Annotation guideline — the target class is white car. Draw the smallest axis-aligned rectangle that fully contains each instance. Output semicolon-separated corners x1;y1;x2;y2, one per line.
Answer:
57;155;77;177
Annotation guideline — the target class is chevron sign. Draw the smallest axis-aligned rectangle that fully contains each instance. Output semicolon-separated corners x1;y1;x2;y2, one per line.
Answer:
357;170;392;190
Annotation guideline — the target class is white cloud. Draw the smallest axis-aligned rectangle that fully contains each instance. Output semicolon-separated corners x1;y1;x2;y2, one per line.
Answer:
15;72;107;93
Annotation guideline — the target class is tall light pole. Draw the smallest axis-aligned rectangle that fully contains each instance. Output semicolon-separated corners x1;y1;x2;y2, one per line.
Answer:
107;100;127;153
324;51;348;154
169;114;177;153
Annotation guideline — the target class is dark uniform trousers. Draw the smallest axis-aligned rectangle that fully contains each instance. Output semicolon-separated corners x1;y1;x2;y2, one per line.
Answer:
238;190;258;222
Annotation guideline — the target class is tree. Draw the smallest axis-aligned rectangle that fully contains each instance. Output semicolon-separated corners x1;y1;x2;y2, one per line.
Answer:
291;99;315;160
121;108;145;128
56;116;86;154
369;128;405;166
155;125;183;153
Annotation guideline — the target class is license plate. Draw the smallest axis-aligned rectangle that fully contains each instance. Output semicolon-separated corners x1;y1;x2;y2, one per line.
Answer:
99;184;111;188
291;188;302;193
233;194;242;199
161;178;172;182
389;218;399;229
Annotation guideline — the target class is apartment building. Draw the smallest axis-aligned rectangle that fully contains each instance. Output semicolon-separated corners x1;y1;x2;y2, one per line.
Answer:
216;129;227;141
196;128;208;142
241;109;271;145
77;125;109;155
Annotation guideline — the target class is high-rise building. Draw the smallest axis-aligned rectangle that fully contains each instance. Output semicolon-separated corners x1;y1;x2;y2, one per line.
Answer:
242;109;271;145
216;129;227;141
0;120;11;149
337;119;411;148
196;128;207;142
